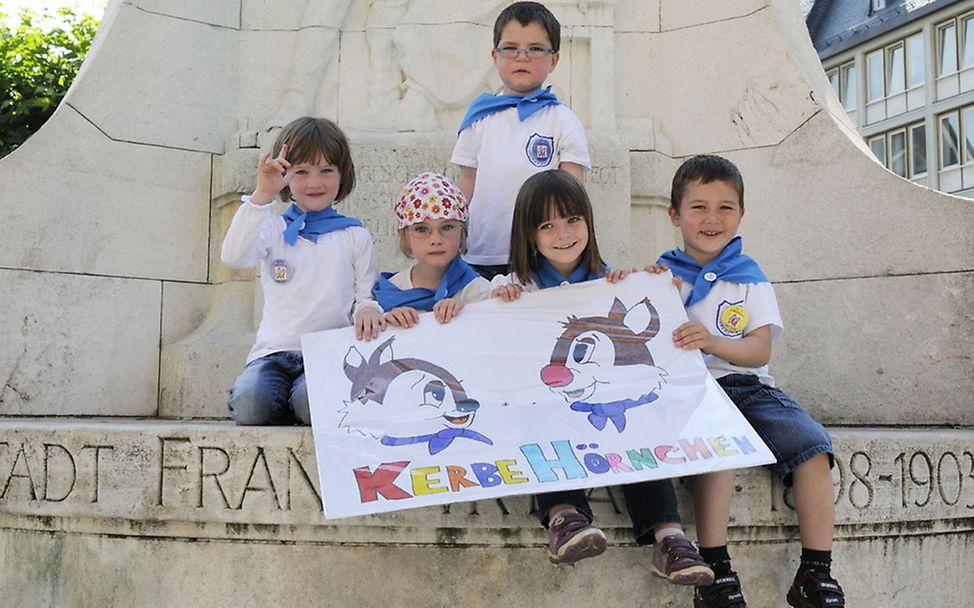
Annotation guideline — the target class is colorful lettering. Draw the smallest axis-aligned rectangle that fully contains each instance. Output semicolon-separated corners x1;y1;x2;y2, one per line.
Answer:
471;462;503;488
605;452;633;473
520;440;587;483
627;448;659;471
710;436;739;457
655;445;686;465
496;460;529;485
679;437;713;461
732;436;757;455
353;461;412;503
446;465;478;492
411;466;448;495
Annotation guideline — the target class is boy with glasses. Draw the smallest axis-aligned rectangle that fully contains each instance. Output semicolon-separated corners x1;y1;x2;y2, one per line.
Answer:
451;1;590;280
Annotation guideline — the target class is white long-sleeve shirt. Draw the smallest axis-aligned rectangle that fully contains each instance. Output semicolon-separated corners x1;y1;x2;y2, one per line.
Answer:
221;198;380;363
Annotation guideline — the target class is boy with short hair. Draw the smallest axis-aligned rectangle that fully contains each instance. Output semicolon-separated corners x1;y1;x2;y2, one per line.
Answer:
451;1;590;279
658;155;845;608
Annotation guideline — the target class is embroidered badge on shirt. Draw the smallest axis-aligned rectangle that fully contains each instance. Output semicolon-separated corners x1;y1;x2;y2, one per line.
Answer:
525;133;555;167
716;300;749;337
272;259;290;283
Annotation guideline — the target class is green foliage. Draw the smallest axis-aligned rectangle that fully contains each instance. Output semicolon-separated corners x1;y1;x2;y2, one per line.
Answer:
0;7;100;157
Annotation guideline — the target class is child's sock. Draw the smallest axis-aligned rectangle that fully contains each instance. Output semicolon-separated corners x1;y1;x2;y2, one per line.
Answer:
653;525;685;543
798;548;833;576
699;545;733;578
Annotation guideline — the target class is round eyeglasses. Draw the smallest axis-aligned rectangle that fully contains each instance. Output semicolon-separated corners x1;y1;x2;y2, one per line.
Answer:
495;45;555;60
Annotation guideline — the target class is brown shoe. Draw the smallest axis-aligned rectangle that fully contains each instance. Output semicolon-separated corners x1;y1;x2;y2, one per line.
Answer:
650;534;715;586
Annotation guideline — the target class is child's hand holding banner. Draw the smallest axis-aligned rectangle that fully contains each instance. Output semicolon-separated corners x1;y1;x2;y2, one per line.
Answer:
302;272;774;519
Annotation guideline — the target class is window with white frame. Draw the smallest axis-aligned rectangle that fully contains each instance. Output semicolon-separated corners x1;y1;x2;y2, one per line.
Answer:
825;60;857;113
940;111;960;168
906;33;924;88
872;0;886;12
842;62;858;111
939;21;958;76
867;50;885;102
910;123;927;178
868;122;928;180
864;34;925;123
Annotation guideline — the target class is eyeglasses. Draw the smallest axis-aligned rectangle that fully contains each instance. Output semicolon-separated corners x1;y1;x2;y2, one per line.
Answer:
495;45;555;60
406;222;462;239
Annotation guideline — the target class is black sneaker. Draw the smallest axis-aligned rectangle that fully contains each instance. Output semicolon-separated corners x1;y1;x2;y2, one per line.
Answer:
786;570;845;607
693;573;747;608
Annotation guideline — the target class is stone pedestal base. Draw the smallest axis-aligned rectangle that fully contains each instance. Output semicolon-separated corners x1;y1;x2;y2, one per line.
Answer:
1;419;972;605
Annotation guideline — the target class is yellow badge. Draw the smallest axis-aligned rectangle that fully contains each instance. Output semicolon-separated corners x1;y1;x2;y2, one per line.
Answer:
718;303;749;336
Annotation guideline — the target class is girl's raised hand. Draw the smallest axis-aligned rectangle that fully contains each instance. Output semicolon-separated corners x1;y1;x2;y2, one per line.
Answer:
385;307;421;328
491;283;523;302
252;144;293;205
433;298;464;324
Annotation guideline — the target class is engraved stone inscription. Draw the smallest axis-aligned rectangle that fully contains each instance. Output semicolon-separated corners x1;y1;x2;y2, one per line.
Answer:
0;441;113;504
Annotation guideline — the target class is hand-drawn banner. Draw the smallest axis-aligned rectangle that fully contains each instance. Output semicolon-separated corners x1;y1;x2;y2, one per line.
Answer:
302;272;775;519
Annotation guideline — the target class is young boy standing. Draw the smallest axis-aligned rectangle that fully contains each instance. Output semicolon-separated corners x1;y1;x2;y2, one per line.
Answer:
451;1;590;279
659;155;845;608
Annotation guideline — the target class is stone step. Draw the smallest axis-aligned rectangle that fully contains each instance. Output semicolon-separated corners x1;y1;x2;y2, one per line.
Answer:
2;419;972;606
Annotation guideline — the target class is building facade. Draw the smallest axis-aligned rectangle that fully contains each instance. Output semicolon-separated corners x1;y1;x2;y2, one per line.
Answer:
808;0;974;196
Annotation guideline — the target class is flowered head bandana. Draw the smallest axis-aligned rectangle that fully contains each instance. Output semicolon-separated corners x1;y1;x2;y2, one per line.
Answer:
395;172;468;229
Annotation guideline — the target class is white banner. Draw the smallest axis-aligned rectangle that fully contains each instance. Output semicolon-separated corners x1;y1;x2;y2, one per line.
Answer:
302;272;774;519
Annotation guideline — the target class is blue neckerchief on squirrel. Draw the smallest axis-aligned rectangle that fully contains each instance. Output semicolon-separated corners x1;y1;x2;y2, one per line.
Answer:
281;204;363;246
532;257;607;289
372;256;480;311
657;236;767;308
457;86;560;133
381;428;494;455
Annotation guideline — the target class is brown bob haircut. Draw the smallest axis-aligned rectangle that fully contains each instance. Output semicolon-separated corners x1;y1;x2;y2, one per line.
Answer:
271;116;356;203
670;154;744;211
509;169;603;285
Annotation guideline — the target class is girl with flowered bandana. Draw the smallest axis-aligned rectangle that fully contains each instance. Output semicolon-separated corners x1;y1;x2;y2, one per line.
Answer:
372;173;492;327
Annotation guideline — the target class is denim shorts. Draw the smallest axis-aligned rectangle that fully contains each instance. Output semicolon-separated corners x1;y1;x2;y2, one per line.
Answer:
717;374;834;485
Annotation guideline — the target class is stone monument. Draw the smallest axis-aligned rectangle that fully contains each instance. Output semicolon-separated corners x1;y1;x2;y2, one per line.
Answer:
0;0;971;606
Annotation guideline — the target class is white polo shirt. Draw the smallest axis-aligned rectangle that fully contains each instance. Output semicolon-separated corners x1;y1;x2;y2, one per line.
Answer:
451;103;590;266
679;280;784;386
221;199;380;364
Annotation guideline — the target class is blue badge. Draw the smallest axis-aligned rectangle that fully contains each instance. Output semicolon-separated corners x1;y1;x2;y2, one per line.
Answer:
525;133;555;167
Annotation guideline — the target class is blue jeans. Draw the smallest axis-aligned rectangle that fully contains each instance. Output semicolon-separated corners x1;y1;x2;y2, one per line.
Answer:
717;374;834;485
536;478;681;545
227;351;310;425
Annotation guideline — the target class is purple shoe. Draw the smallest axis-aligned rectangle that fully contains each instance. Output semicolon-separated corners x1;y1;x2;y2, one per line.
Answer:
650;534;715;586
547;511;608;564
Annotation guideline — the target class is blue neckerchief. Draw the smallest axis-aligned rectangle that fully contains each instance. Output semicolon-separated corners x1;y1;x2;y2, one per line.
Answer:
657;236;767;308
457;86;560;133
372;256;480;311
381;428;494;455
531;257;607;290
281;204;363;246
570;392;659;433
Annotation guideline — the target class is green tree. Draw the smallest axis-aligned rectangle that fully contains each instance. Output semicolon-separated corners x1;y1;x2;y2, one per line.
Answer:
0;8;100;157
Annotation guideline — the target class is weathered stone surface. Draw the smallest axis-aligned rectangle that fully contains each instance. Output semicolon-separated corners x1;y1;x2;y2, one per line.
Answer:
67;3;238;153
1;421;972;605
660;0;768;32
0;107;211;281
126;0;242;28
0;271;160;417
774;272;974;426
